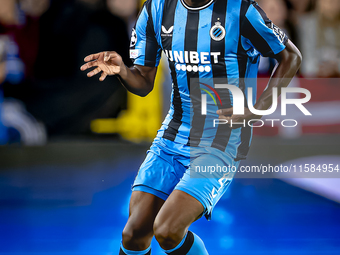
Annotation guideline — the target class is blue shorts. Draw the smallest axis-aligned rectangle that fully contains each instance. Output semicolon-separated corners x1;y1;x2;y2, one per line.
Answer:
132;137;240;220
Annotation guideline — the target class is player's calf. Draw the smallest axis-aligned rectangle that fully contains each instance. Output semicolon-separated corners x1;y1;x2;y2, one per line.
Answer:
153;190;209;254
119;243;151;255
120;191;164;255
153;221;184;250
154;229;208;255
120;220;153;255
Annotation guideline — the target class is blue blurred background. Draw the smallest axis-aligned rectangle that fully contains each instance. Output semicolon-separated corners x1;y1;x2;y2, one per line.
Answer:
0;0;340;254
1;136;340;254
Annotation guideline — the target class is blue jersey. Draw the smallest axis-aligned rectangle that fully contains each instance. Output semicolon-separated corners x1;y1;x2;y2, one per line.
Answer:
130;0;288;160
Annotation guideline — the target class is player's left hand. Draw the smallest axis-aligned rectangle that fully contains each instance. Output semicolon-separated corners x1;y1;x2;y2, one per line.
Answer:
216;107;260;129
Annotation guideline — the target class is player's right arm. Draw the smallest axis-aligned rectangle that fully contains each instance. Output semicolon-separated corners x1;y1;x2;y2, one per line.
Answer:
80;51;157;97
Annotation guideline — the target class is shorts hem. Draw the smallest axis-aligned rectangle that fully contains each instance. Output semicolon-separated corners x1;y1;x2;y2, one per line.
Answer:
132;185;169;201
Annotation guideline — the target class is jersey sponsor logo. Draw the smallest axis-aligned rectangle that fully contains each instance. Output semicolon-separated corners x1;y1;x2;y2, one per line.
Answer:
210;22;226;41
175;64;211;73
164;50;221;72
161;25;173;37
270;23;285;44
164;50;220;64
130;28;137;47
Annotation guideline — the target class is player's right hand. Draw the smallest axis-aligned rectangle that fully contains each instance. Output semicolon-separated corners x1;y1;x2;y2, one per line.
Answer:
80;51;126;81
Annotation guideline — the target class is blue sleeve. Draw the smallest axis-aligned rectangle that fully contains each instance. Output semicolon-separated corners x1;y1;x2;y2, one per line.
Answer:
129;0;162;67
241;1;288;57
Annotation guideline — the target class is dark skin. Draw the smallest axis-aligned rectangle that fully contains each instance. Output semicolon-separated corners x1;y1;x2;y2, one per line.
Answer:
80;0;302;250
81;40;302;128
217;40;302;128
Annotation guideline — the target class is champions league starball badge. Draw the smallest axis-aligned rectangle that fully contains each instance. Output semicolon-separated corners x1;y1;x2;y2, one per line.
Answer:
130;28;137;47
210;22;226;41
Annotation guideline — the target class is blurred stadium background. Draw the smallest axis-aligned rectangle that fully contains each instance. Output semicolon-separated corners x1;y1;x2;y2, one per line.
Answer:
0;0;340;254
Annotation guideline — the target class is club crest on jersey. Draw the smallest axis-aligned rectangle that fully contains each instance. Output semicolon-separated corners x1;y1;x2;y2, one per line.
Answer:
210;22;225;41
130;28;137;47
161;25;173;37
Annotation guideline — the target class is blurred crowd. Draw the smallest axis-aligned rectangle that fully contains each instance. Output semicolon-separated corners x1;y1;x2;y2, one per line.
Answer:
0;0;137;145
0;0;339;145
258;0;340;78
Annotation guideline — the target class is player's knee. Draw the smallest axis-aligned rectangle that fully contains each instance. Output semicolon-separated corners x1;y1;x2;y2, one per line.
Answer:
153;221;183;250
122;226;134;244
122;223;151;250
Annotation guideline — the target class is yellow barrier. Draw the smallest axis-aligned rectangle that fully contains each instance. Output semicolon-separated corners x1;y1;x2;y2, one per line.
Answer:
91;0;165;142
91;64;164;142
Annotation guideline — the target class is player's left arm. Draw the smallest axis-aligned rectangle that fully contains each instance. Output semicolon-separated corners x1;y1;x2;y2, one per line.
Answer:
252;39;302;115
217;39;302;126
217;1;302;127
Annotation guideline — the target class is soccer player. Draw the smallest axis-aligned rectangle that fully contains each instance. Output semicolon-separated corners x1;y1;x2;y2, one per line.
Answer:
81;0;302;254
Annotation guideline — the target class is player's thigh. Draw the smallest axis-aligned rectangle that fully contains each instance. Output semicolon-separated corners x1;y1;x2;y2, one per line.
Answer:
123;191;165;239
175;152;239;220
133;149;185;200
153;189;204;239
126;145;186;239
